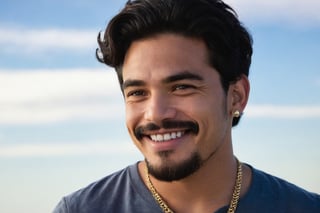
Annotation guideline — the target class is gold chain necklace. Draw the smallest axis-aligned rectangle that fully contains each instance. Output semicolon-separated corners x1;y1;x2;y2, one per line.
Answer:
145;158;242;213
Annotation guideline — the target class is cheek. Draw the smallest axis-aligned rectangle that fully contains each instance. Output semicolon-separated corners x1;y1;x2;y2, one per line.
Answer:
125;106;135;130
125;108;141;148
185;98;216;118
125;104;144;134
192;96;228;131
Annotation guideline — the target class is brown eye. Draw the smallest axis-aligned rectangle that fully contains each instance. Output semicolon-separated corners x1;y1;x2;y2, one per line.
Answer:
127;90;146;97
173;84;195;91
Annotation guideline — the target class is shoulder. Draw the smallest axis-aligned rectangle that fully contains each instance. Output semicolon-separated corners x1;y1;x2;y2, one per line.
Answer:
52;163;160;213
69;164;134;202
237;165;320;212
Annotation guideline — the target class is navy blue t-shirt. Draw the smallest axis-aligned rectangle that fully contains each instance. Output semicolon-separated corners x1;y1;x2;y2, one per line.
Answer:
53;163;320;213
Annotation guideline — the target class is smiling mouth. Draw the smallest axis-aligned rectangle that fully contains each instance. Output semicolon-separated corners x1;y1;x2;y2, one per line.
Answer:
134;121;199;141
149;131;185;142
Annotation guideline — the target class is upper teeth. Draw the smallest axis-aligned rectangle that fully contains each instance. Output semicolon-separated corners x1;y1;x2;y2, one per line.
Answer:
150;131;184;142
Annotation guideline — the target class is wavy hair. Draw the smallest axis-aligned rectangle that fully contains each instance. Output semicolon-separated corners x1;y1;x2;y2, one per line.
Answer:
96;0;253;126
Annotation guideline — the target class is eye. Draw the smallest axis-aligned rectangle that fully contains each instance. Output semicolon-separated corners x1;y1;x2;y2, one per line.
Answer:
171;84;198;96
126;90;146;98
173;84;195;91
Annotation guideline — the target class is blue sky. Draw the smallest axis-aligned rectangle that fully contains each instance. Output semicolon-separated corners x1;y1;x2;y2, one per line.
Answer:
0;1;320;212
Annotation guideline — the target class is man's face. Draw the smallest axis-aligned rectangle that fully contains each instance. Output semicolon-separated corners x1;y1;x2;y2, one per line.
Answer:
122;34;235;181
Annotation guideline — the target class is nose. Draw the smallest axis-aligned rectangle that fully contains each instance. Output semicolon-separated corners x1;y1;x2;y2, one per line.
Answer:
144;92;176;124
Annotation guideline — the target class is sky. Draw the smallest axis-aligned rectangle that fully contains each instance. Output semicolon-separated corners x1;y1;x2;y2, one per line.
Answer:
0;0;320;212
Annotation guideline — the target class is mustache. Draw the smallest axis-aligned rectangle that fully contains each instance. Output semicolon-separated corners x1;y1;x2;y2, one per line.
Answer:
134;120;199;140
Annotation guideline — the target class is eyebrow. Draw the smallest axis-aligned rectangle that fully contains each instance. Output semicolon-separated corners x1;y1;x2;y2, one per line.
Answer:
122;79;146;91
122;70;204;90
162;71;204;84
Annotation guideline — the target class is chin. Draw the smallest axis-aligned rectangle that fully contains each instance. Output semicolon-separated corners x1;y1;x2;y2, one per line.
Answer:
145;151;202;182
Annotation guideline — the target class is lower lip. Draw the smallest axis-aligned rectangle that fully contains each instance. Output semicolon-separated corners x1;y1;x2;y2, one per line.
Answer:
147;136;185;152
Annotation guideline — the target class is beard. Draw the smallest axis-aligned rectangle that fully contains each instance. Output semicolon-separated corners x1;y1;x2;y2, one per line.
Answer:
136;120;202;181
145;151;202;182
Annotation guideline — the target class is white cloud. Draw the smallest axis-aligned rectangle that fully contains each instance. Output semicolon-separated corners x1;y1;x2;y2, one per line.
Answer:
246;104;320;119
0;141;136;158
0;68;119;104
0;68;124;125
0;27;97;54
226;0;320;27
0;1;319;56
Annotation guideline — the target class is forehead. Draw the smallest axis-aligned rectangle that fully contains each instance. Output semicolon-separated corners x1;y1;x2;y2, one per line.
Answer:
122;33;214;82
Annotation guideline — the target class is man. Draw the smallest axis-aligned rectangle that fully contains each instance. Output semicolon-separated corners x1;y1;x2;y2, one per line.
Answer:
53;0;320;212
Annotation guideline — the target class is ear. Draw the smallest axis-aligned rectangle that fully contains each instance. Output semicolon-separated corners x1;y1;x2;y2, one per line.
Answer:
229;75;250;115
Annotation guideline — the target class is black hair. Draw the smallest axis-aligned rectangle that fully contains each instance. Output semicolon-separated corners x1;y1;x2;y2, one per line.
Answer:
96;0;253;126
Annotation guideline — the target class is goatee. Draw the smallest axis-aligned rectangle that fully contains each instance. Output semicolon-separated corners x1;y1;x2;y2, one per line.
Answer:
145;152;202;181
